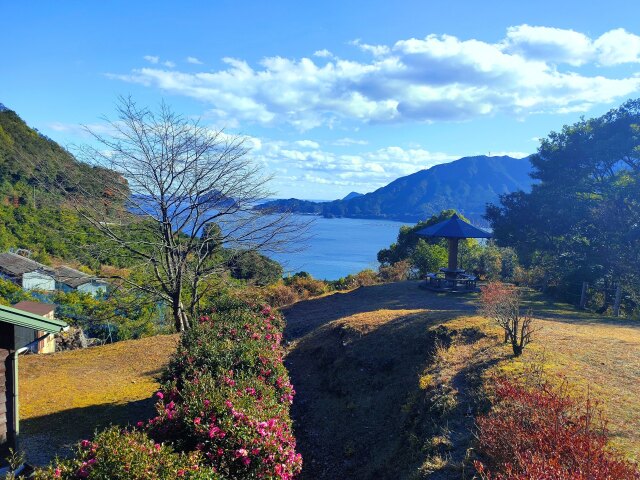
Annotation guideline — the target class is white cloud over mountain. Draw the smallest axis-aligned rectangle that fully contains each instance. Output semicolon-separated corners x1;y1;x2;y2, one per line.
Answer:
111;26;640;131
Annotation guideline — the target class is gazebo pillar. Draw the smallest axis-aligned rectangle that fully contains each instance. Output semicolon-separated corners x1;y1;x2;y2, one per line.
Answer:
447;238;459;276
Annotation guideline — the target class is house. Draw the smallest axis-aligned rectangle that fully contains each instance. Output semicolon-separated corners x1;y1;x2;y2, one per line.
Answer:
0;304;67;457
55;266;108;297
0;253;55;292
11;301;57;354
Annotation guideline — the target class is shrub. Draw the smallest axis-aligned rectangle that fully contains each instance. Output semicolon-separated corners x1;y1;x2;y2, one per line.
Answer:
410;240;448;277
36;427;214;479
284;274;328;298
332;269;380;290
478;282;534;356
378;260;411;283
475;377;640;480
262;282;299;308
145;298;302;479
37;297;302;480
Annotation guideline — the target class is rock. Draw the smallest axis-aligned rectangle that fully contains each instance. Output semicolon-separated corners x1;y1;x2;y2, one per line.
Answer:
55;327;89;351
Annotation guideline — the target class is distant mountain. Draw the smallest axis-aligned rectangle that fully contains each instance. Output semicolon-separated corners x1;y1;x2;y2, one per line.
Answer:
257;155;533;222
341;191;363;201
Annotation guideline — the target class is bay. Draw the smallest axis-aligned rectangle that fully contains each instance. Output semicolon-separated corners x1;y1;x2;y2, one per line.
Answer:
269;215;408;280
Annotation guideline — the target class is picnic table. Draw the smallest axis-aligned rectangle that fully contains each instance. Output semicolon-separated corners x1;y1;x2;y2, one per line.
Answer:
424;270;477;291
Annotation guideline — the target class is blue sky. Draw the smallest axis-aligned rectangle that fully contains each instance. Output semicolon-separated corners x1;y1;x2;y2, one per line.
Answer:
2;0;640;199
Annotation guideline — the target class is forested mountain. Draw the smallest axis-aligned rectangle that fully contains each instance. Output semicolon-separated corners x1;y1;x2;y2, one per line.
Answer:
0;104;125;204
258;155;533;222
0;105;127;264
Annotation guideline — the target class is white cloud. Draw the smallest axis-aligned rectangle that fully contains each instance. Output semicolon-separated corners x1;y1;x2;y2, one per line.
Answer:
313;49;333;58
186;56;204;65
294;140;320;149
110;27;640;130
254;138;459;189
163;60;176;68
143;55;159;64
332;137;369;146
595;28;640;65
503;25;593;66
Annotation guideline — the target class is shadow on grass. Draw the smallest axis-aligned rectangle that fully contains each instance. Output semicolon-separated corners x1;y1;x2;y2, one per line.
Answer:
522;291;640;328
21;397;156;466
286;302;487;480
283;281;478;341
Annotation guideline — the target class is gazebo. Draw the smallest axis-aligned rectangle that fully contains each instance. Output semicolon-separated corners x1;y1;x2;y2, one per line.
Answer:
416;213;492;290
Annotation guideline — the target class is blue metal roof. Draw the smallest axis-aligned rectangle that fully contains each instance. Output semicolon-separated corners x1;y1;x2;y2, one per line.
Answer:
415;213;492;239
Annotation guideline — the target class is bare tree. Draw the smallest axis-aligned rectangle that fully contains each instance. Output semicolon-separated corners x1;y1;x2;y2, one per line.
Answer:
54;97;304;332
478;282;536;356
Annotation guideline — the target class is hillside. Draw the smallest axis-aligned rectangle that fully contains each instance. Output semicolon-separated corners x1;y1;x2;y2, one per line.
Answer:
0;105;129;265
283;282;640;479
17;283;640;475
258;155;533;222
0;105;124;203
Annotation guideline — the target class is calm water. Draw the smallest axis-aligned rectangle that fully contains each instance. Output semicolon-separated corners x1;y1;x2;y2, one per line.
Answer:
269;215;408;280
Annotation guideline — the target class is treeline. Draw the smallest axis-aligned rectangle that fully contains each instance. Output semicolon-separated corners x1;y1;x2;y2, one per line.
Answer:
486;99;640;317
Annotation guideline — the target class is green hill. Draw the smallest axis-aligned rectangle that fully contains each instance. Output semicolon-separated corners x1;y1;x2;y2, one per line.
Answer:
0;104;123;204
0;104;127;265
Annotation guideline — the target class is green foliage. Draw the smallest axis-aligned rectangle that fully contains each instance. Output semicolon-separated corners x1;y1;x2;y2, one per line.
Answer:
53;289;167;342
411;240;448;276
486;99;640;314
0;277;34;305
36;427;214;479
226;250;283;286
378;210;462;265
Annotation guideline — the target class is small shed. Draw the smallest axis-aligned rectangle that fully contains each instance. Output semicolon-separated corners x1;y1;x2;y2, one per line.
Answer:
11;301;57;354
0;253;55;292
55;266;108;297
0;304;67;455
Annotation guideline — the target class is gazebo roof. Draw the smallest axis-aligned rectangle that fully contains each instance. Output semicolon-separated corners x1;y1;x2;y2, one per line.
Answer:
415;213;492;239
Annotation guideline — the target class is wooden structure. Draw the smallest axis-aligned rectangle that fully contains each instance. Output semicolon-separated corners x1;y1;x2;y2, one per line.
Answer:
416;213;491;291
0;304;66;455
11;301;57;354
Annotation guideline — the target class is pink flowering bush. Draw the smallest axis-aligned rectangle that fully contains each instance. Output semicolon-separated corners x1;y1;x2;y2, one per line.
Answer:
37;297;301;480
35;427;217;479
145;297;302;479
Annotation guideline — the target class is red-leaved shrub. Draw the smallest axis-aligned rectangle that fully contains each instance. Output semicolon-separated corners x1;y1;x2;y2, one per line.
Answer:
475;377;640;480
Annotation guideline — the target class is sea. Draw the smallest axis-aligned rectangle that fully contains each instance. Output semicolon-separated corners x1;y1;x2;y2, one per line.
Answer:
269;215;409;280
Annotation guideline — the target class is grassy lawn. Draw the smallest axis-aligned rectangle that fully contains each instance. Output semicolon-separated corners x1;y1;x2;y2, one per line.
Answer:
283;281;640;479
19;334;179;465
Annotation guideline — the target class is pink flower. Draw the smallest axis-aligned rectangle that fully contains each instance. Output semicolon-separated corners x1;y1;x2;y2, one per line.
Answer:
194;416;201;425
156;391;164;400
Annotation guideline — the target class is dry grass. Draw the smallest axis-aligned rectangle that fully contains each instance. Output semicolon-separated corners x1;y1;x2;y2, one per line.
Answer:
19;334;178;465
283;281;640;479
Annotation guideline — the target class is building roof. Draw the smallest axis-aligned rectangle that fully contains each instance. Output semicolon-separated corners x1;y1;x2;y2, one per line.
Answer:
416;213;492;239
0;252;52;277
12;300;56;316
0;304;66;334
54;266;94;288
